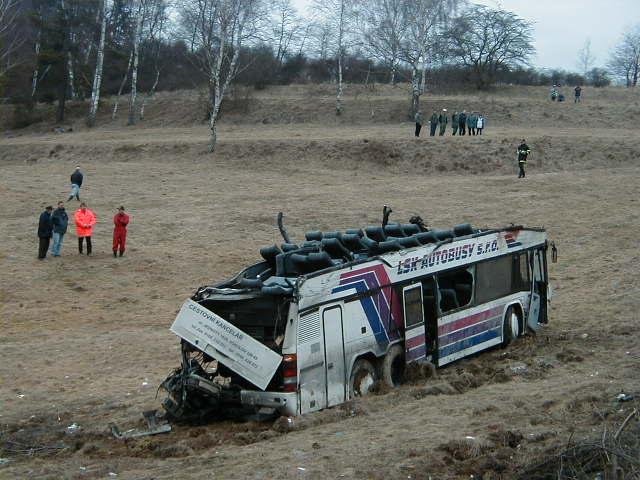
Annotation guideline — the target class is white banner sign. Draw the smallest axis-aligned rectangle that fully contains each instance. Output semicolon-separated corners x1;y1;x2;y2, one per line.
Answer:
170;299;282;391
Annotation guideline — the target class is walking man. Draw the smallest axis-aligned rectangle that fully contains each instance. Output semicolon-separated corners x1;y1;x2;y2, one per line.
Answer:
429;111;438;136
37;206;53;259
414;110;423;137
451;111;459;135
458;110;467;136
51;201;68;257
74;202;97;255
517;139;531;178
438;109;448;136
574;85;582;103
68;166;83;201
113;206;130;257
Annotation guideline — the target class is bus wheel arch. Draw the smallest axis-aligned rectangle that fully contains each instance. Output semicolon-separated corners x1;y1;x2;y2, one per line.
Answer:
349;356;378;398
502;304;523;347
381;344;405;388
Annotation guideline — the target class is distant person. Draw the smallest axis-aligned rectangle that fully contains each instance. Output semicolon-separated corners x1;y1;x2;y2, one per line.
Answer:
438;109;448;136
451;111;459;135
550;85;558;101
467;111;477;136
574;85;582;103
68;165;83;202
51;201;69;257
429;111;438;136
112;206;130;258
414;111;423;137
37;206;53;259
476;114;485;135
458;110;467;136
74;202;97;255
517;139;531;178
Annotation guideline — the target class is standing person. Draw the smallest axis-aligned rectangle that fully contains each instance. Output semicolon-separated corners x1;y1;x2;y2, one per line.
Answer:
476;114;485;135
68;165;83;202
467;111;476;136
574;85;582;103
74;202;97;255
51;201;69;257
429;111;438;136
438;109;448;136
451;111;459;135
37;206;53;259
112;206;130;257
517;139;531;178
414;111;423;137
458;110;467;136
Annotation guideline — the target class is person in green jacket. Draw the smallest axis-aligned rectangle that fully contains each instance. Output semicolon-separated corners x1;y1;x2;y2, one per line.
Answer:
429;111;438;136
467;112;478;136
451;111;459;135
438;109;448;136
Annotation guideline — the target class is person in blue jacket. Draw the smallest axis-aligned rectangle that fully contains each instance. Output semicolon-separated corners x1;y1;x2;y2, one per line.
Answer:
51;201;69;257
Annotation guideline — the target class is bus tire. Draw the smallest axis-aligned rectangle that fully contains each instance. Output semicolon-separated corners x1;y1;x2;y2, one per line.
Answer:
381;344;405;388
502;305;521;347
349;358;377;398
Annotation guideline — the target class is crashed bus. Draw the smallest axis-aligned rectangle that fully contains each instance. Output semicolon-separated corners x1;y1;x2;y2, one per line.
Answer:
162;211;553;420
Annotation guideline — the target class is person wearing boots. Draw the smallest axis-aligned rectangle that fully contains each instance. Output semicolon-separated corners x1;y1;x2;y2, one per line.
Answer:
74;202;97;255
112;206;130;257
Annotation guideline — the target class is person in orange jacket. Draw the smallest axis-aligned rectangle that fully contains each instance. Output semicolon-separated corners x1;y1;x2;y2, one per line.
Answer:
74;202;97;255
112;206;130;257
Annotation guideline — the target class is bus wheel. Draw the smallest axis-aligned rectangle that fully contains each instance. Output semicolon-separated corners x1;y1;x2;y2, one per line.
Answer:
502;306;521;347
349;359;377;398
381;344;405;388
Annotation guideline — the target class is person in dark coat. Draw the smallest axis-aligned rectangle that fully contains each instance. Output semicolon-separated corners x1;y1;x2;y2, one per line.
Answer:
429;111;439;136
451;111;459;135
438;109;448;136
37;206;53;259
68;166;83;201
517;139;531;178
574;85;582;103
458;110;467;136
414;111;423;137
51;201;69;257
112;206;130;257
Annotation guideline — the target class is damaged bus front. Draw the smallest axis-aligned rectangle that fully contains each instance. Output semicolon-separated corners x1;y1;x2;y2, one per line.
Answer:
161;266;299;420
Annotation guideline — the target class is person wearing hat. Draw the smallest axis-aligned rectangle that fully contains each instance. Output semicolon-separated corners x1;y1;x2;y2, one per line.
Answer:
68;165;84;201
112;206;130;257
438;109;448;136
37;205;54;259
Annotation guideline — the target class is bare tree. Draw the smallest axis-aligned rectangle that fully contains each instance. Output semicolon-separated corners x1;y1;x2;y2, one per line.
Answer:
399;0;460;115
270;0;301;67
179;0;262;152
127;0;144;125
87;0;108;127
0;0;21;85
362;0;406;84
448;5;534;90
608;25;640;87
577;38;595;77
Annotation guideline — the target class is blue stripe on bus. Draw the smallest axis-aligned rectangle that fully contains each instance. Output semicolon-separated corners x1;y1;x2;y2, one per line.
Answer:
438;327;502;358
406;343;426;362
439;317;502;347
332;282;389;346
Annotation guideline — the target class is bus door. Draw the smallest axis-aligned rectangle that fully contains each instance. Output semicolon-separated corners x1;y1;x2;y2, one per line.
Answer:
421;277;438;360
322;305;346;407
402;284;426;363
528;247;549;328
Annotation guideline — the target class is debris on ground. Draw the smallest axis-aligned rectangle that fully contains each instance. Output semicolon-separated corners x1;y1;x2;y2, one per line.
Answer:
110;410;171;440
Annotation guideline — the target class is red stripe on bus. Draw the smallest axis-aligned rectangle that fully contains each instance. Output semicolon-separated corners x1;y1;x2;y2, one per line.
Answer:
406;332;426;349
438;306;503;336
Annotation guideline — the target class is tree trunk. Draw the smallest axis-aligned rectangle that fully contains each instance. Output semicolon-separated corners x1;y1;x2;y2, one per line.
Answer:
112;50;133;120
410;66;420;116
87;0;107;128
67;51;76;100
31;38;40;98
139;68;160;120
128;6;143;126
335;0;345;116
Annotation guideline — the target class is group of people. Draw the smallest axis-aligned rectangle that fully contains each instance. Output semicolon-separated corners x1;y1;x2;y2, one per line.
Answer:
37;166;130;259
550;84;582;103
414;109;486;137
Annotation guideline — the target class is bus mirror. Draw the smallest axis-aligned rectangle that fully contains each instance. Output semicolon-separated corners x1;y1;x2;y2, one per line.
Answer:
550;242;558;263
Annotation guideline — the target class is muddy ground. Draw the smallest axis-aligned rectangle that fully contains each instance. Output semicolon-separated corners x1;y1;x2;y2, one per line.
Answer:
1;85;639;479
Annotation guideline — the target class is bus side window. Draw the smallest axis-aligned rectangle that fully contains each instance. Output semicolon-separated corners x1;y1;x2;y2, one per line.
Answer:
437;267;474;313
512;253;530;291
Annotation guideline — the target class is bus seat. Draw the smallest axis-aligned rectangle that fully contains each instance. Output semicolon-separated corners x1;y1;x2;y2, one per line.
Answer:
322;231;342;239
376;240;403;253
260;245;281;271
321;238;353;260
439;289;459;311
305;231;323;241
432;229;454;241
401;223;421;236
281;243;299;252
384;224;405;237
416;232;438;244
345;228;364;237
453;223;474;237
397;236;421;248
364;226;386;242
341;233;367;253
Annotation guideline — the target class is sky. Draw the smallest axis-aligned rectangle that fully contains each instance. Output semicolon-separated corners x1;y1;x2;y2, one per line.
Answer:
291;0;640;70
